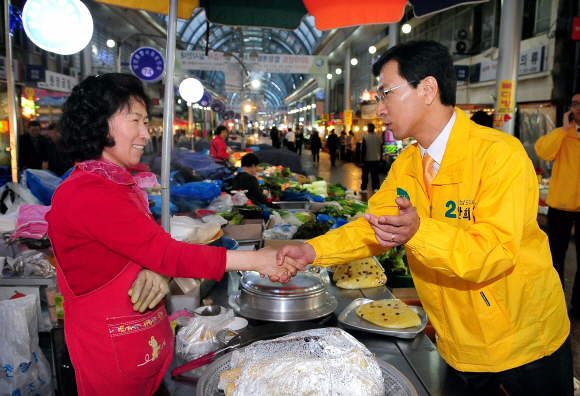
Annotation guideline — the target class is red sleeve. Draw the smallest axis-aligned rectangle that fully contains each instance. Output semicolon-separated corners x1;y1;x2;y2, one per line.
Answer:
212;138;230;160
67;175;227;280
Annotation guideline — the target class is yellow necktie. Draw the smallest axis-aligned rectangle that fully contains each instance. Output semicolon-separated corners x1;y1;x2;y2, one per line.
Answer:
423;153;436;195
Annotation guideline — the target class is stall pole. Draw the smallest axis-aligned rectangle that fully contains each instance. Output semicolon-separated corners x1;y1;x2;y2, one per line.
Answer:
188;103;194;150
161;0;178;232
4;0;18;182
493;0;524;135
239;31;246;151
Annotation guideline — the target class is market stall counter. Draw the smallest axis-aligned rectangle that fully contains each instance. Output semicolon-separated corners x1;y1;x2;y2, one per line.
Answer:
163;271;471;396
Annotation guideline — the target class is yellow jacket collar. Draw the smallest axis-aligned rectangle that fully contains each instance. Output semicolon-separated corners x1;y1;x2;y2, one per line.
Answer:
406;107;469;185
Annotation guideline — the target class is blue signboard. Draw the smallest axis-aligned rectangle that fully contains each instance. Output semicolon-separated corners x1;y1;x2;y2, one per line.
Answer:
130;47;165;83
454;65;469;86
26;65;44;82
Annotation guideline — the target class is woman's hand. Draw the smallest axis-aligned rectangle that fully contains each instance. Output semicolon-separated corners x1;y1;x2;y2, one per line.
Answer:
128;269;170;313
255;247;299;284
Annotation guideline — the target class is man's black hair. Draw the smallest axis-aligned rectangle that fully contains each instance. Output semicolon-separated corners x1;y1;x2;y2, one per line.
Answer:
372;40;456;107
241;152;260;167
47;123;57;131
367;123;375;133
28;120;41;128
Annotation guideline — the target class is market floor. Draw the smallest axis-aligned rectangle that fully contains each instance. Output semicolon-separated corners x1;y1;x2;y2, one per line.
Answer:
298;149;580;382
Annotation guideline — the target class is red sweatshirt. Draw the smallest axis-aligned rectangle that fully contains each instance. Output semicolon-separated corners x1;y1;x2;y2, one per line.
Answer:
46;171;227;295
210;136;230;162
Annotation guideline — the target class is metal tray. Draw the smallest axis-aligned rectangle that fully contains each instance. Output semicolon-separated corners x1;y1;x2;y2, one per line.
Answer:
228;291;337;322
270;201;311;211
338;298;428;339
196;347;417;396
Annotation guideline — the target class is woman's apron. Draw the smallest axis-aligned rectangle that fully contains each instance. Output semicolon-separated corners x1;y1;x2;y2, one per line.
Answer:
51;171;174;395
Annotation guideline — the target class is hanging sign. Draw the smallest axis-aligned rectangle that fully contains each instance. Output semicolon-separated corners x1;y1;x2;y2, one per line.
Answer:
344;110;353;126
497;80;516;114
22;0;94;55
130;47;165;83
37;70;78;93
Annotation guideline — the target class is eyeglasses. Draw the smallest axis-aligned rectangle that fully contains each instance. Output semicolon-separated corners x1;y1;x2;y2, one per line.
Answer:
571;102;580;109
375;80;419;103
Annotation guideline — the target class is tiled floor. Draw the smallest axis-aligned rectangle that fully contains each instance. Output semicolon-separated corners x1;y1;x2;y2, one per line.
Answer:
300;148;580;380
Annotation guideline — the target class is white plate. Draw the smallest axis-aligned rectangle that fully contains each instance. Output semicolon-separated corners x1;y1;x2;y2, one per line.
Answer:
338;298;428;339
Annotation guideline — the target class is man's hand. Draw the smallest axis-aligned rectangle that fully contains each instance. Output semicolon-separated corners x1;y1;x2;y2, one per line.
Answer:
128;269;170;313
254;246;298;284
364;197;420;247
563;110;574;131
276;243;316;271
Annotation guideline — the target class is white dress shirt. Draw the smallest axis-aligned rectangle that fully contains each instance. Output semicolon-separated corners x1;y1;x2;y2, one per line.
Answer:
419;111;457;176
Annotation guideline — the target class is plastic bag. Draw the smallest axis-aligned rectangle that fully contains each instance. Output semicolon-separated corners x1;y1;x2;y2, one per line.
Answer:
282;189;311;201
263;225;298;240
201;215;228;226
0;294;54;396
316;214;337;224
170;181;222;213
169;216;221;244
0;183;42;215
232;191;248;206
25;169;63;206
281;213;303;226
176;307;234;361
207;194;233;213
149;195;178;220
14;251;55;278
329;218;349;230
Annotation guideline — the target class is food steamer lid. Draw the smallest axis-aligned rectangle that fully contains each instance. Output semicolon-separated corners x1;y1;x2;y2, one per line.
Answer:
240;271;328;296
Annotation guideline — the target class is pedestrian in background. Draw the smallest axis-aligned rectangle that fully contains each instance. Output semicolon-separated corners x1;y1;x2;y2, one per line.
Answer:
295;127;304;155
310;131;322;164
345;131;354;162
270;126;281;148
360;123;382;193
285;128;296;151
325;129;340;166
339;131;347;160
535;93;580;319
19;120;49;171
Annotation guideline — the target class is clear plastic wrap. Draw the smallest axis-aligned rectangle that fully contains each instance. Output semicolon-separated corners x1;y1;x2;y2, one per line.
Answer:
207;194;233;213
221;328;385;396
169;216;221;243
175;308;234;361
14;250;55;278
262;225;298;240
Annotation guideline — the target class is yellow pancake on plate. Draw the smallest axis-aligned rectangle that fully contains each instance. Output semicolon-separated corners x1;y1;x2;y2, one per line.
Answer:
336;258;386;289
356;299;421;329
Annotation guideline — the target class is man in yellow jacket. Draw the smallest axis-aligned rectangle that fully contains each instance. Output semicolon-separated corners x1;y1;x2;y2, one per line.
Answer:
278;41;572;396
535;97;580;319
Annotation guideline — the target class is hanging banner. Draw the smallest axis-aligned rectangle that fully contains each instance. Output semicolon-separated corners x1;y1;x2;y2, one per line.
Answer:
361;104;378;119
497;80;516;114
176;51;328;75
344;110;353;126
130;47;166;83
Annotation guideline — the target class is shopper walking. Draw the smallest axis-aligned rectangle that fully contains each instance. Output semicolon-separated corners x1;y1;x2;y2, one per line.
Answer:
270;126;281;148
325;129;340;165
285;128;296;151
278;40;572;396
345;131;354;162
18;120;49;171
535;95;580;319
339;131;347;160
295;127;304;155
49;73;297;396
310;131;322;163
360;123;382;193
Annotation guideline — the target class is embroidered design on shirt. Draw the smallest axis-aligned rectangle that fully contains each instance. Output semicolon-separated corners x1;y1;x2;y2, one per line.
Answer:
109;309;166;336
137;339;166;367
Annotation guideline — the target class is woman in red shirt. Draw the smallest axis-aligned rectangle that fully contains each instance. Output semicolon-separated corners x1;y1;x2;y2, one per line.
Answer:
47;73;297;395
210;125;232;163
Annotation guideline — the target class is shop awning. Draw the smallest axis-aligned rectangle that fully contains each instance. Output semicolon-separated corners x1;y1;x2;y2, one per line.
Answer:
174;117;188;126
95;0;489;30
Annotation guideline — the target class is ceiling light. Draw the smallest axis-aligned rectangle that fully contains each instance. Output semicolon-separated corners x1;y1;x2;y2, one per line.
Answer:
402;24;412;34
368;46;376;54
244;105;252;112
251;80;260;88
351;58;358;66
327;73;332;79
336;68;342;75
249;50;259;61
107;39;116;48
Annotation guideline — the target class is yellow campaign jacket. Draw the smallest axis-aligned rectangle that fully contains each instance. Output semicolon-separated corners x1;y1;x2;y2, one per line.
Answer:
535;125;580;211
309;108;569;373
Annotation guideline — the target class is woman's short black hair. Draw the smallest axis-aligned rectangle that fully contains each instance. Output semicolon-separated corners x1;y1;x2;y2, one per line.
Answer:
241;153;260;167
372;40;456;107
215;125;228;136
58;73;151;162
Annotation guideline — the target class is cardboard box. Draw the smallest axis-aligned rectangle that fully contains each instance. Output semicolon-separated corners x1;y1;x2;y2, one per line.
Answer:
390;287;419;300
262;239;306;249
223;219;264;241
